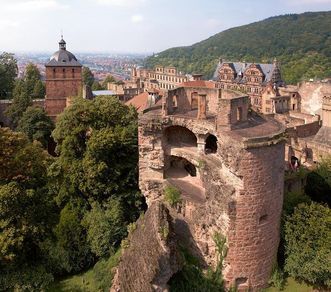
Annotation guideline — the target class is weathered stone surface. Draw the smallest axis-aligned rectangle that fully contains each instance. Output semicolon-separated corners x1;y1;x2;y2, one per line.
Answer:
137;85;286;291
111;202;182;292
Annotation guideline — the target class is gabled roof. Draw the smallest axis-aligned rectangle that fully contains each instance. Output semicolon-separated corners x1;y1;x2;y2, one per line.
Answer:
213;61;279;84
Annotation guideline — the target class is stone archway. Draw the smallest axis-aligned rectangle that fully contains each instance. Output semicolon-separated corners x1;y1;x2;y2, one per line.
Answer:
165;155;197;178
205;134;218;154
164;126;197;147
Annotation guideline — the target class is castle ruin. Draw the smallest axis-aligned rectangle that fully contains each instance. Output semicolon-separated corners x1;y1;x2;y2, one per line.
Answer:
127;81;286;290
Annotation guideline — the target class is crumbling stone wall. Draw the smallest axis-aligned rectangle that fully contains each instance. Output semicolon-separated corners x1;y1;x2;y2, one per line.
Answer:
298;81;331;115
111;202;182;292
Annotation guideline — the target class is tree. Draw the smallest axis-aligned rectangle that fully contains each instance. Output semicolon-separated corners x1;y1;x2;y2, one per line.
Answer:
284;202;331;288
82;66;95;87
0;128;55;290
49;96;145;274
0;128;51;186
5;63;46;127
17;106;54;148
24;63;42;97
32;79;46;99
82;199;126;258
52;96;143;207
102;74;116;89
53;199;93;273
5;80;32;128
91;80;103;91
0;52;17;99
305;156;331;207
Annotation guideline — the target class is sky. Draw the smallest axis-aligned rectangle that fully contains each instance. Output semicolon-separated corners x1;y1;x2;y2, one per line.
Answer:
0;0;330;54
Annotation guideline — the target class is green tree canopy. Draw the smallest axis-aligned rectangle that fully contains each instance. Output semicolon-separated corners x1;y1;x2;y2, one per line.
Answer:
5;63;45;127
0;52;17;99
102;74;116;89
0;128;55;290
284;202;331;289
17;106;54;148
145;12;331;83
48;95;145;274
5;80;32;128
24;63;45;98
305;157;331;207
82;66;95;87
82;199;126;258
91;80;104;91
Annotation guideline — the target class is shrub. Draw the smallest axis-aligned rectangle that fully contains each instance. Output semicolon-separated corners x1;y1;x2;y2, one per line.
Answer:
284;202;331;289
268;265;286;290
164;185;182;207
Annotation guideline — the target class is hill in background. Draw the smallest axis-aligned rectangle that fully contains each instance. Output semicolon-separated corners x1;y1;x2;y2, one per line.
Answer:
145;11;331;84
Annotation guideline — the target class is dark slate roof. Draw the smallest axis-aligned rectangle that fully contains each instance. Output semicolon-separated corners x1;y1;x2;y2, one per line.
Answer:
46;38;82;67
213;61;279;85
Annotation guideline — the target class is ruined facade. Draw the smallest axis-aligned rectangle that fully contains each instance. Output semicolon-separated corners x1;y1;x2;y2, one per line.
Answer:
133;66;189;93
213;59;284;111
45;37;82;120
136;83;285;290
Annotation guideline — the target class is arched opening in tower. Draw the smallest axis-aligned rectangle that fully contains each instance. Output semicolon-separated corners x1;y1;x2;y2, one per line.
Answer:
165;156;197;178
165;155;205;204
164;126;197;148
205;134;218;154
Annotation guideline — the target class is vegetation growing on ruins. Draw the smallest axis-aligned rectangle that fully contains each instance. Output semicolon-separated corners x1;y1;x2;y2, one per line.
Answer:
164;185;182;207
145;12;331;84
169;233;227;291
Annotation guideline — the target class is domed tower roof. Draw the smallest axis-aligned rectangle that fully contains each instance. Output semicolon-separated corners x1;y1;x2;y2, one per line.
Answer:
46;36;82;67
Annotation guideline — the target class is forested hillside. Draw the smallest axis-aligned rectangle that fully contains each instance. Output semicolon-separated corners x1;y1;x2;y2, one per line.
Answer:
145;12;331;84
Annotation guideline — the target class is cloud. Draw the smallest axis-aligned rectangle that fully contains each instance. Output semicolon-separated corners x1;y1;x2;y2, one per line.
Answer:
96;0;147;7
4;0;69;12
131;14;144;23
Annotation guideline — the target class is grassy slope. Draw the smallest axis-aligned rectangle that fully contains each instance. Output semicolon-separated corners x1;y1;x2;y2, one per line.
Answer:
145;11;331;83
47;250;121;292
266;277;313;292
